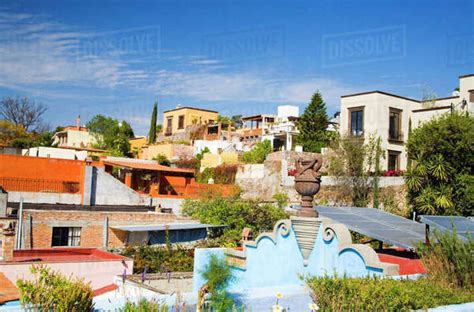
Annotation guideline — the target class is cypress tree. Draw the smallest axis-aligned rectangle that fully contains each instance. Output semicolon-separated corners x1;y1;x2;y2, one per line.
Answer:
296;91;330;153
148;102;157;144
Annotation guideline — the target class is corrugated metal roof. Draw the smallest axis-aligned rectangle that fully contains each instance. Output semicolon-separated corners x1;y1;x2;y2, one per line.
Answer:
112;223;225;232
104;160;194;174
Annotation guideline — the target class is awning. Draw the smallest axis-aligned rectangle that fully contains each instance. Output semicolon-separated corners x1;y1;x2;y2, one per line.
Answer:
112;223;225;232
104;160;194;174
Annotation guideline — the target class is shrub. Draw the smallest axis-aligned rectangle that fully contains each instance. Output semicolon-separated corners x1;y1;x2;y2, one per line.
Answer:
153;153;171;166
196;147;210;161
17;265;94;312
182;197;288;244
417;228;473;289
405;112;473;216
196;165;238;184
173;157;199;169
241;140;272;164
120;298;168;312
121;244;194;273
273;191;289;209
200;254;235;311
327;134;383;207
307;275;474;311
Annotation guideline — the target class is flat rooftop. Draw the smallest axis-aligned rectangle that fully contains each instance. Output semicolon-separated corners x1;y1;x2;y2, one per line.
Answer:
5;248;129;264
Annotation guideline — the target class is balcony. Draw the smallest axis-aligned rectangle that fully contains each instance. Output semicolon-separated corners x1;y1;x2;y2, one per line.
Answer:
242;128;263;138
388;130;404;143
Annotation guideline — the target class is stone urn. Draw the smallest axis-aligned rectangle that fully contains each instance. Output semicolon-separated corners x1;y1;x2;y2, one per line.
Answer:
294;155;322;217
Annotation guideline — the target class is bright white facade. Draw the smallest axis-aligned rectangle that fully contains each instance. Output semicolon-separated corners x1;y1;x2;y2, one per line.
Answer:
53;126;96;148
241;105;302;151
339;74;474;171
22;147;88;160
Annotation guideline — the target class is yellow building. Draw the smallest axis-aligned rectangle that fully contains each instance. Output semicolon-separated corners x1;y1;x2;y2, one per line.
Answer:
200;151;239;171
163;106;218;136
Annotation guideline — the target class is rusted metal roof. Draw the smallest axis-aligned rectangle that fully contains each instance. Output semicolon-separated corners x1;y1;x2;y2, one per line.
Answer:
104;160;194;174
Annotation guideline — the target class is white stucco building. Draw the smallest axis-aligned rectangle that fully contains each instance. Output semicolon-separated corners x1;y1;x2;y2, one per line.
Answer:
52;116;97;148
241;105;301;151
339;74;474;171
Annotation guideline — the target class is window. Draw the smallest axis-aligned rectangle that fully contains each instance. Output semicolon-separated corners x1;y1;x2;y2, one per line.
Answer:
178;115;185;129
349;107;364;136
165;117;173;135
52;227;81;247
387;150;400;171
389;108;402;141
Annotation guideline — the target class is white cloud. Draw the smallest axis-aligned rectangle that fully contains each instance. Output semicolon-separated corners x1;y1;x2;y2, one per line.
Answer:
0;8;359;112
149;70;356;110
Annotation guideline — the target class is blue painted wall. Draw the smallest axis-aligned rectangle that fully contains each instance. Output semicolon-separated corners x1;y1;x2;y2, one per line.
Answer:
193;221;383;293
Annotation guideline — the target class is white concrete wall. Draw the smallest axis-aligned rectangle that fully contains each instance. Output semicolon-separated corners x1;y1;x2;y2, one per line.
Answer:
22;147;88;160
151;197;185;215
92;168;146;206
194;140;243;154
7;191;82;204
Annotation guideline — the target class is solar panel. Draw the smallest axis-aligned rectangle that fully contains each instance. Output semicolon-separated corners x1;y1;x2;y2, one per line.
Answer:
419;215;473;241
316;206;426;250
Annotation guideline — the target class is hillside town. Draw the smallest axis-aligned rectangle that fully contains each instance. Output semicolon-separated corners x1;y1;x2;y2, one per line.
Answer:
0;1;473;312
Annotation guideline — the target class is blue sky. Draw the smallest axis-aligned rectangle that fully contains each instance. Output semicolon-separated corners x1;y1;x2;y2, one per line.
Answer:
0;0;473;135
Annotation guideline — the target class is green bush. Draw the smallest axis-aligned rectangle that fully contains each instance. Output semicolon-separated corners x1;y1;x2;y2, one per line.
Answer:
417;228;473;289
273;191;289;209
307;275;474;311
405;112;473;216
121;244;194;273
120;298;168;312
17;265;94;312
182;197;288;244
153;153;171;166
241;140;272;164
196;165;238;184
200;254;235;311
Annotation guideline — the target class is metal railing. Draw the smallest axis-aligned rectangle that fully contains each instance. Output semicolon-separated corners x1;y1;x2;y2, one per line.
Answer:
0;177;81;194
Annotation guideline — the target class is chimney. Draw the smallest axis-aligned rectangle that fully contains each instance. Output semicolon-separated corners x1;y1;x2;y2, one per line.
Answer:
76;115;81;130
0;222;16;261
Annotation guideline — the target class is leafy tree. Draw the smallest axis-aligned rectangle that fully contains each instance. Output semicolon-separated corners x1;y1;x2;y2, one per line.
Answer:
182;197;288;244
86;115;134;156
405;112;473;216
0;120;30;145
327;134;383;207
148;102;157;144
17;265;94;312
296;91;331;153
231;115;243;129
1;96;47;131
241;140;272;164
200;254;235;311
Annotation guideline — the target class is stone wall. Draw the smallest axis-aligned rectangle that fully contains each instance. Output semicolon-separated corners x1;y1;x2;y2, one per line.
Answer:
235;151;409;213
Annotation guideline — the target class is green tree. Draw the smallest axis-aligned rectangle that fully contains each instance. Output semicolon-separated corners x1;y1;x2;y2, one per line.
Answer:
182;197;288;244
241;140;272;164
296;91;331;153
153;153;171;166
17;265;94;312
200;254;235;311
327;134;383;207
405;112;473;216
86;115;133;156
148;102;157;144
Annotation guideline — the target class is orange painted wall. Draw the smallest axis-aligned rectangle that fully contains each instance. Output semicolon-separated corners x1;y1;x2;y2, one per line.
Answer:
0;155;86;193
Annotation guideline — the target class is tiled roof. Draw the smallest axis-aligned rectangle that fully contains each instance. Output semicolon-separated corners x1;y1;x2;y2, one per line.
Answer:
0;273;19;304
